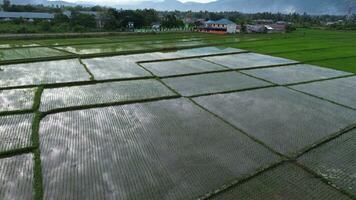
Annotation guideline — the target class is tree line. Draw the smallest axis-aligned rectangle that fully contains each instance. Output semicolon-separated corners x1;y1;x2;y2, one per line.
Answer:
0;3;355;33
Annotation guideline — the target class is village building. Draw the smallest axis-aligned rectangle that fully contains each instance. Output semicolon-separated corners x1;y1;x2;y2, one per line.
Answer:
246;24;266;33
0;11;54;21
0;9;105;28
246;21;288;33
151;22;161;29
200;18;237;34
325;20;344;26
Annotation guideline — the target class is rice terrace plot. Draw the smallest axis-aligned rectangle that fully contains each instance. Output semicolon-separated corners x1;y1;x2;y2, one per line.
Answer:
0;30;356;200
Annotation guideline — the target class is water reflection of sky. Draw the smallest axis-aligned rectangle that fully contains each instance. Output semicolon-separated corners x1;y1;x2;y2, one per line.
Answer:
0;154;34;200
0;59;90;87
0;88;35;112
39;98;280;199
0;114;33;151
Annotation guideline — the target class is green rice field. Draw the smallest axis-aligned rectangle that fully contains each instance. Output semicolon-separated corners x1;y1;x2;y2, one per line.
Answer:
227;28;356;73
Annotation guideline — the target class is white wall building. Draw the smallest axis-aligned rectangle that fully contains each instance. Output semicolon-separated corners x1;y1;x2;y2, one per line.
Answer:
203;18;237;34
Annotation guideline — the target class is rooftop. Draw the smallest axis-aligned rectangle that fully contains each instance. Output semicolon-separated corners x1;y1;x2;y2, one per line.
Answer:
0;11;54;19
205;18;237;25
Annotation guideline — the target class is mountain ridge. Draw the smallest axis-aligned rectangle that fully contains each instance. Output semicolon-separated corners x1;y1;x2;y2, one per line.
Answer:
3;0;355;15
117;0;354;15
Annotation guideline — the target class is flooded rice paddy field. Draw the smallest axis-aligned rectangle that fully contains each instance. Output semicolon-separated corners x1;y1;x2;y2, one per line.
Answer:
0;32;356;200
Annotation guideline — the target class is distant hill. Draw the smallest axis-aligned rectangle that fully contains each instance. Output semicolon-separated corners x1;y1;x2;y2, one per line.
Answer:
4;0;355;15
6;0;76;6
118;0;355;15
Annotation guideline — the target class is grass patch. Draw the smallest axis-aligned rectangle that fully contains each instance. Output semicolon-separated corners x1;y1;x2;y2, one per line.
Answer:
225;28;356;73
0;47;70;62
31;111;44;200
273;46;356;62
31;86;45;200
308;57;356;73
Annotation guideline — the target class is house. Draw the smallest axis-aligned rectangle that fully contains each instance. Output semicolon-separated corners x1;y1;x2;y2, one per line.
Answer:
325;20;344;26
151;22;161;29
269;23;287;33
264;25;274;33
246;25;267;33
0;11;54;22
200;18;237;34
246;21;288;33
236;24;242;33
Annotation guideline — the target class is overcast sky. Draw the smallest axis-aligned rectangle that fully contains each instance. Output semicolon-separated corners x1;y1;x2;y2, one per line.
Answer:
63;0;216;5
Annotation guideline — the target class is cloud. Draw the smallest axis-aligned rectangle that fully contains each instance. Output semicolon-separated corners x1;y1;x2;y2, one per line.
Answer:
63;0;215;5
179;0;215;2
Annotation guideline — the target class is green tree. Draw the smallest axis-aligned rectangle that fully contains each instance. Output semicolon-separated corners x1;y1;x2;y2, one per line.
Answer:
240;21;247;33
103;8;121;30
53;13;70;25
209;13;224;20
285;24;296;33
53;23;71;32
39;21;51;32
162;14;184;28
3;0;10;11
70;12;96;30
72;25;86;32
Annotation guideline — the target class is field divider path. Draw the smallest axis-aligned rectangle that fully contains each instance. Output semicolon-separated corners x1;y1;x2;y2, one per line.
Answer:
0;109;34;117
0;76;156;90
79;58;95;81
234;72;356;158
150;68;232;79
201;58;301;71
238;67;356;111
295;125;356;160
285;83;356;112
0;50;251;90
135;61;183;97
186;84;277;98
46;45;79;56
34;35;210;48
0;32;208;49
30;86;45;200
41;95;181;116
285;74;356;87
187;98;288;159
302;55;356;64
291;121;356;158
0;54;79;66
195;117;356;200
295;159;356;200
239;68;356;88
0;146;35;159
202;159;356;200
241;48;356;74
136;50;249;64
0;44;43;50
236;40;356;53
198;161;285;200
0;41;244;66
265;45;356;55
72;41;242;58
